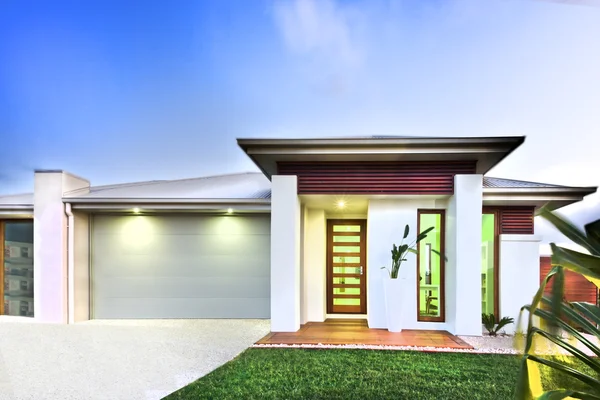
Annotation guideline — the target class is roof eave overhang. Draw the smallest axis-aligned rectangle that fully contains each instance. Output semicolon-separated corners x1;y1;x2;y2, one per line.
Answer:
237;136;525;178
483;186;597;210
0;205;34;216
64;197;271;213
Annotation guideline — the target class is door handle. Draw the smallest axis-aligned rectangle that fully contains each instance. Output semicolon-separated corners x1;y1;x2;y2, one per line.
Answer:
356;266;363;275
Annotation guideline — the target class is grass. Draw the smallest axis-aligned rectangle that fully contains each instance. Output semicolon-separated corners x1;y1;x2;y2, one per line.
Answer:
165;348;521;400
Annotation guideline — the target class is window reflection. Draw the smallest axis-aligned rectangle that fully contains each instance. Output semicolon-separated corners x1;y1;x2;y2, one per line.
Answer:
417;211;444;321
2;221;34;317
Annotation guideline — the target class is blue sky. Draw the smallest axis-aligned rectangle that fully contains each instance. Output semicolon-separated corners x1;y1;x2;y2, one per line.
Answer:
1;0;600;227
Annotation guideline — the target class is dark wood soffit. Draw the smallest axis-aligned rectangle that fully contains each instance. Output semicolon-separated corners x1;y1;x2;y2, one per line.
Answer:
278;161;477;195
483;206;535;235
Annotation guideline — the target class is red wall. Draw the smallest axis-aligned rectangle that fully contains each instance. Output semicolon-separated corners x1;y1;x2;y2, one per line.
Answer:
540;256;597;304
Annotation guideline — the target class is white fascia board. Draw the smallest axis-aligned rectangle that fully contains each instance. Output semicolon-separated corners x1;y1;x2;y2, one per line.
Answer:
484;187;596;195
63;197;271;204
0;205;34;212
69;202;270;212
499;234;543;242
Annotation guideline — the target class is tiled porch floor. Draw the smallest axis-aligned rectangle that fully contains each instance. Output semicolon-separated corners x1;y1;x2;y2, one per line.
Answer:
256;319;473;349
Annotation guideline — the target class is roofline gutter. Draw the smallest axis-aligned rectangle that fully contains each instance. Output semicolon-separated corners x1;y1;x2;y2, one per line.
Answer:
0;205;34;213
483;187;597;196
244;146;514;155
236;136;525;147
63;197;271;204
65;203;75;324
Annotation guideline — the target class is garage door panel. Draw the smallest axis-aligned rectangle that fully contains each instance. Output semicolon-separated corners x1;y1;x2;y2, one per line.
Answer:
92;214;271;319
94;232;270;256
94;297;270;319
93;215;271;235
94;254;270;278
95;276;270;298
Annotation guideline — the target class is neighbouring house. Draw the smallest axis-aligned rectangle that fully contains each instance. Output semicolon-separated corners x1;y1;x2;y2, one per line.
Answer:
0;136;595;335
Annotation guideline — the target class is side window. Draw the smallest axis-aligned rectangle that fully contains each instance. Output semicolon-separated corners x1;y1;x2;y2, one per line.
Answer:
417;210;445;322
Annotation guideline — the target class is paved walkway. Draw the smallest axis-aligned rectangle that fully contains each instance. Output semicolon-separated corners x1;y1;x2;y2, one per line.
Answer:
0;318;269;400
256;319;473;348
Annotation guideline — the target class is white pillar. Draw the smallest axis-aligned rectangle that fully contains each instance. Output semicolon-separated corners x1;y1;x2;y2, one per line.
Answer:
499;234;542;333
450;174;483;335
72;211;90;322
304;208;326;323
34;170;89;323
270;175;301;332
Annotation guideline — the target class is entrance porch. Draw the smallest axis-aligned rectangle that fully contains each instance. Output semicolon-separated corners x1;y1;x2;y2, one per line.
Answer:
256;319;473;349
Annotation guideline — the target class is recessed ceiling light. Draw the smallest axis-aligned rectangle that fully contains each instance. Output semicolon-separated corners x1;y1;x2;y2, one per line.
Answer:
337;200;346;208
133;207;140;214
227;208;233;213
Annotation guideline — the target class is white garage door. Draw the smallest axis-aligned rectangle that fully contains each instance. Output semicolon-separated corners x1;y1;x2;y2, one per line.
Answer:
91;214;270;319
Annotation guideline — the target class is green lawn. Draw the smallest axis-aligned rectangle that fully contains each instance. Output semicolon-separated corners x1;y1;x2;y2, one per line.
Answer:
165;348;521;400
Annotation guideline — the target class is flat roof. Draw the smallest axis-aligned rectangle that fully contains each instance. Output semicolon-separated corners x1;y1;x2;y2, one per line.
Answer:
237;135;526;177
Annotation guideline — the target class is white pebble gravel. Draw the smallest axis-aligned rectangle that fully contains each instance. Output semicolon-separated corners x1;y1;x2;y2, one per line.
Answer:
254;329;600;357
253;342;519;354
0;318;270;400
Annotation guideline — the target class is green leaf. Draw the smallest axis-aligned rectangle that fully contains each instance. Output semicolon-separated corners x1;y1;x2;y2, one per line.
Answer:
430;248;448;262
523;266;563;352
550;265;565;321
403;224;409;239
538;390;600;400
551;244;600;281
545;299;600;340
495;317;514;333
515;356;537;400
518;210;600;400
482;313;496;334
416;227;434;242
571;302;600;328
524;354;600;393
585;219;600;248
538;206;600;256
530;306;600;358
398;244;408;256
529;326;600;372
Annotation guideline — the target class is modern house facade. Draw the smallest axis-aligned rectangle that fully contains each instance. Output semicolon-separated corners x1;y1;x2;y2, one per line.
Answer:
0;136;595;336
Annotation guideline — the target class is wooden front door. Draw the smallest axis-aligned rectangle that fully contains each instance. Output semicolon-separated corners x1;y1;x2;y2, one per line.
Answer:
326;220;367;314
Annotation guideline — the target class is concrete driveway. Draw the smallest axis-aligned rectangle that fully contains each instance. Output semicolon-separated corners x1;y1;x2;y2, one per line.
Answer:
0;318;269;400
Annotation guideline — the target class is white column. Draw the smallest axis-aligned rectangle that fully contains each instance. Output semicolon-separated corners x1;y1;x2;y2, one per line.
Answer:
34;170;89;323
270;175;301;332
72;211;90;322
450;174;483;336
304;208;326;322
500;234;542;334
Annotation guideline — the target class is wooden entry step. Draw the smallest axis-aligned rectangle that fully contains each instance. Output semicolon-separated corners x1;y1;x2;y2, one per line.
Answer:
256;319;473;349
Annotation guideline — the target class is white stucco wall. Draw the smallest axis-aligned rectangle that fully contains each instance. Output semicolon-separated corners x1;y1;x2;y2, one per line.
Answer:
270;175;301;332
34;171;89;323
500;234;542;334
449;175;483;336
302;208;326;323
445;195;458;333
300;206;306;324
366;198;450;330
72;211;90;322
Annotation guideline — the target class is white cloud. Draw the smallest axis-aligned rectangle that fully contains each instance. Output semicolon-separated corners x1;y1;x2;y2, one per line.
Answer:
272;0;365;92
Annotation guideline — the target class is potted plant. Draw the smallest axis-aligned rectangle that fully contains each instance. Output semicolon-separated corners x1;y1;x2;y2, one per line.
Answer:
381;224;436;332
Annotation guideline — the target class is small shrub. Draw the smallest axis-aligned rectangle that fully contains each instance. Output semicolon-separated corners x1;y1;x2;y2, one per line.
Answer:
482;313;514;336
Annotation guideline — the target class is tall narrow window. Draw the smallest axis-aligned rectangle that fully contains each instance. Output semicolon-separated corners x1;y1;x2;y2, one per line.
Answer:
1;221;34;317
417;210;445;322
481;213;497;317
